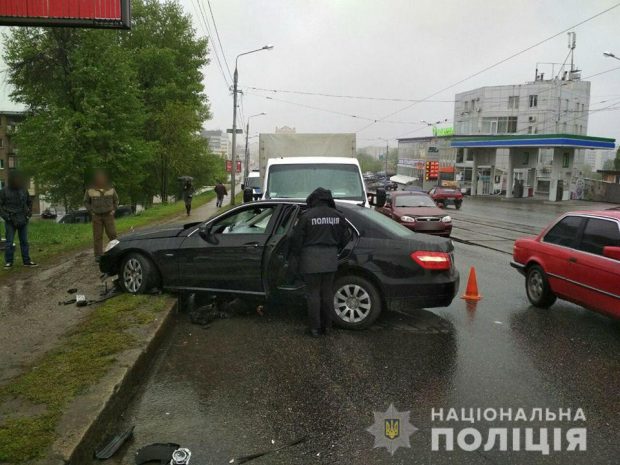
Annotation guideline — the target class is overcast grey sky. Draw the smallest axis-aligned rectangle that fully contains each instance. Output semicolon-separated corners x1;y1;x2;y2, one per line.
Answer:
181;0;620;146
2;0;620;146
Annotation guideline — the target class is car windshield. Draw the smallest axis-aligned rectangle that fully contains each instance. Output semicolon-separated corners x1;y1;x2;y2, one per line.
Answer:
266;164;364;201
245;177;262;189
393;195;436;208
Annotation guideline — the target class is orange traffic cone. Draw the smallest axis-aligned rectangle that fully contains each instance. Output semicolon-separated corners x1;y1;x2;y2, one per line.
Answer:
461;266;482;301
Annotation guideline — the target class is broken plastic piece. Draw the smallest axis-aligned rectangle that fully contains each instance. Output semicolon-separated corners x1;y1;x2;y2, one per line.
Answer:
76;294;88;307
67;288;78;294
135;443;180;465
94;425;134;460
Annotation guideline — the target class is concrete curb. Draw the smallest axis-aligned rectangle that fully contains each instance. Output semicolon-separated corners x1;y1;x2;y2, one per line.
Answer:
40;297;178;465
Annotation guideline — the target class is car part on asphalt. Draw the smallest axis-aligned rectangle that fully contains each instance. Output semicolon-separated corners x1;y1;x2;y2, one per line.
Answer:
189;304;231;326
76;294;87;307
135;443;180;465
67;288;78;294
170;448;192;465
94;425;134;460
233;436;307;464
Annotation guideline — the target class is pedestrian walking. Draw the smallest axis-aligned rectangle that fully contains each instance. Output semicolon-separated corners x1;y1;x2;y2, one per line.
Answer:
291;187;347;337
84;170;119;262
0;171;38;269
183;180;194;216
215;181;228;208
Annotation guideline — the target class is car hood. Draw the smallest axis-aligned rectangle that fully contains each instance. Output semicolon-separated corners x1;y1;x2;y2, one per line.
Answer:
120;224;189;241
393;206;446;217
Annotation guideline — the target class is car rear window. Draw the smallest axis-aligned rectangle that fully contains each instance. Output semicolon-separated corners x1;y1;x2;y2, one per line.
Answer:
577;218;620;255
351;207;415;239
543;216;583;248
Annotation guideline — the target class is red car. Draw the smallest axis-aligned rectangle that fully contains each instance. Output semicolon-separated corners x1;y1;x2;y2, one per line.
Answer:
429;187;463;209
376;191;452;237
511;211;620;318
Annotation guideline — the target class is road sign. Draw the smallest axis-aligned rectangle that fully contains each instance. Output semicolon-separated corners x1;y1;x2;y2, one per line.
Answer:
226;160;242;173
0;0;131;29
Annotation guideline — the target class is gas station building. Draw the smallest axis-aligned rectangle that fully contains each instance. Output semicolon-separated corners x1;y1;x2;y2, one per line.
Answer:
451;134;616;201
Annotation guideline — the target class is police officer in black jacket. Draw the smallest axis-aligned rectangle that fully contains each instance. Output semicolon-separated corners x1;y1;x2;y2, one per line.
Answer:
291;187;347;337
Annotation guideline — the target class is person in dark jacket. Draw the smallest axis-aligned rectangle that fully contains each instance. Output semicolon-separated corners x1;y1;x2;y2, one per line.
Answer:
0;171;38;269
183;180;194;216
214;181;228;208
291;187;347;337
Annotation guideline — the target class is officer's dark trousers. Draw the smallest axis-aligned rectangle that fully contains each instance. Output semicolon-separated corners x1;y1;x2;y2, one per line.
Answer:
303;272;335;331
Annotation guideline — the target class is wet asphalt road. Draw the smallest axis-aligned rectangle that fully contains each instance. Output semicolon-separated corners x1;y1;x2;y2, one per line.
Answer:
101;200;620;465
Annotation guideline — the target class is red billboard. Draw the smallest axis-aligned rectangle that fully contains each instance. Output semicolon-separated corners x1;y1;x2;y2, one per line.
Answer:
0;0;131;29
226;160;242;173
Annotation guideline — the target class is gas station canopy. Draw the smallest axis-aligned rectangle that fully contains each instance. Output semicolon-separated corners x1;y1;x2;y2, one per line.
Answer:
451;134;615;149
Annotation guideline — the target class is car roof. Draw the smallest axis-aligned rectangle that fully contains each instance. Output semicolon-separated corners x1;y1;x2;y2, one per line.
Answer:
266;156;360;165
563;210;620;220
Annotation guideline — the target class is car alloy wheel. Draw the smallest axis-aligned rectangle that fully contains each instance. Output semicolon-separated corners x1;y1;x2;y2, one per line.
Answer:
334;284;372;323
527;268;544;301
525;264;556;308
123;257;144;294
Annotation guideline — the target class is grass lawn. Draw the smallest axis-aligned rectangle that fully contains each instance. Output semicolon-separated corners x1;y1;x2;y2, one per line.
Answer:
4;191;216;268
0;294;171;462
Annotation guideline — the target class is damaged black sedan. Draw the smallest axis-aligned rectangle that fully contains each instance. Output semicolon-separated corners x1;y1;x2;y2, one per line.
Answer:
100;201;459;329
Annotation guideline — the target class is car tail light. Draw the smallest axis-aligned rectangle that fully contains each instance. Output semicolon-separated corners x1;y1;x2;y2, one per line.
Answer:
410;251;451;270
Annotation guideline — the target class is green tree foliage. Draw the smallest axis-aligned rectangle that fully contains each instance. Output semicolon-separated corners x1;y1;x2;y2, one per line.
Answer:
2;0;226;208
125;0;224;202
357;151;383;173
4;29;149;209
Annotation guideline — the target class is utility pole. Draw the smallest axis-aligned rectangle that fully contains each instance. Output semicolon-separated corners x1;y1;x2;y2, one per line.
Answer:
244;113;266;181
230;67;239;205
229;45;273;206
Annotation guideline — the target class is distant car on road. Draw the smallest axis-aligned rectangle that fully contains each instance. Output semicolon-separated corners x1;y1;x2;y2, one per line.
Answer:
41;208;58;220
100;200;459;329
59;206;133;224
429;187;463;209
511;211;620;319
376;191;452;237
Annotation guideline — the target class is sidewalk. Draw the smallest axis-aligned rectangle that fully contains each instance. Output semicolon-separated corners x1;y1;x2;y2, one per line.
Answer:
0;196;221;386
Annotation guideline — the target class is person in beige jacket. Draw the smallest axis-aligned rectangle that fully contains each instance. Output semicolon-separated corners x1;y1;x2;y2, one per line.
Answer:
84;170;119;261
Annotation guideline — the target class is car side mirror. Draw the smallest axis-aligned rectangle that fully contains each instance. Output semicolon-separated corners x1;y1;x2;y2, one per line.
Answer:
198;223;216;243
374;188;387;208
603;246;620;261
243;188;254;203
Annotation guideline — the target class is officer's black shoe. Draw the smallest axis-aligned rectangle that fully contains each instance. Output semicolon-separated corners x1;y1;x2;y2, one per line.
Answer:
307;329;321;338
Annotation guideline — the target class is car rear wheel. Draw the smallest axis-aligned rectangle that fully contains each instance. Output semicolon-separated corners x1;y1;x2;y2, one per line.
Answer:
120;253;158;294
332;275;382;330
455;200;462;210
525;265;556;308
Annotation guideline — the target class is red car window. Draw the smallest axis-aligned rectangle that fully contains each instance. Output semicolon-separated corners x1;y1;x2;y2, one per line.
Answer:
576;218;620;255
543;216;584;248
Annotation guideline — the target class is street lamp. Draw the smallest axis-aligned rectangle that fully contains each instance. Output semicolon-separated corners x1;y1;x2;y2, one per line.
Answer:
230;45;274;205
244;113;266;181
603;51;620;61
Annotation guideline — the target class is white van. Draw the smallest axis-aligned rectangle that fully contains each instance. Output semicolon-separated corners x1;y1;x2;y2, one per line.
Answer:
262;157;369;207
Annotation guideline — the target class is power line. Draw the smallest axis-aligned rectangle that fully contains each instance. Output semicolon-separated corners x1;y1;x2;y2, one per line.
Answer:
206;0;233;82
357;1;620;134
190;0;231;88
245;86;454;103
247;91;436;126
